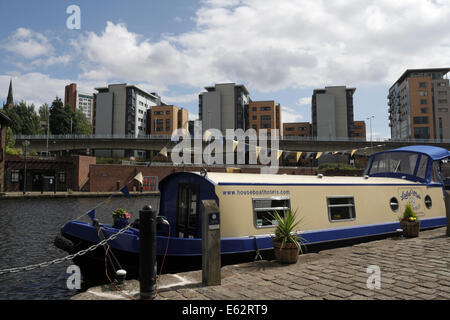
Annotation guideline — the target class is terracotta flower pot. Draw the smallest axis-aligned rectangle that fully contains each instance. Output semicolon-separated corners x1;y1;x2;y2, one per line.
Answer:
273;240;299;264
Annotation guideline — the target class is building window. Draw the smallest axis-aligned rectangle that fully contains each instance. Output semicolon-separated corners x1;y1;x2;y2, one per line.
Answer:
420;99;428;105
166;110;171;115
438;82;447;87
260;115;271;121
11;170;19;183
419;91;428;96
252;197;291;228
419;82;427;88
414;127;430;139
285;127;295;131
260;106;271;111
327;197;356;222
420;108;429;114
252;116;257;120
413;116;429;124
438;99;448;104
59;171;65;183
438;90;447;95
438;108;448;112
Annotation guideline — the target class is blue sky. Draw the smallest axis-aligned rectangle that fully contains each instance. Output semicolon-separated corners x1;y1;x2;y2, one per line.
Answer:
1;0;450;140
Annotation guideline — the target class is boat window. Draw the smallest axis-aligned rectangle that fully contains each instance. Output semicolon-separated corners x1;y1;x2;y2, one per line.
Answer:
252;197;291;228
327;197;356;222
431;161;442;183
369;152;418;176
390;197;399;212
424;195;432;209
416;156;428;179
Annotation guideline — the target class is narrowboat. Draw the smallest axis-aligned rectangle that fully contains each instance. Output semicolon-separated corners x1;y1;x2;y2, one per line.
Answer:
55;145;449;278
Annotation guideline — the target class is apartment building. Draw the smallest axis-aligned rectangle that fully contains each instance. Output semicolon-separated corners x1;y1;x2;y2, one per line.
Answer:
64;83;95;128
283;122;311;137
352;121;366;140
388;68;450;140
248;101;281;136
93;83;162;158
199;83;251;133
311;86;356;139
148;105;188;135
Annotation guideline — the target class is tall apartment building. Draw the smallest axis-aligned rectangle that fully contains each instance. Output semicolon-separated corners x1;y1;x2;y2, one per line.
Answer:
148;105;188;135
283;122;311;137
388;68;450;140
64;83;95;128
199;83;251;133
93;83;163;158
248;101;281;136
311;86;356;139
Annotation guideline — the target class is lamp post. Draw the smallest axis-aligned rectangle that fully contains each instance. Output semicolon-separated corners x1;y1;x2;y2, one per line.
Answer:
366;116;374;149
22;140;30;194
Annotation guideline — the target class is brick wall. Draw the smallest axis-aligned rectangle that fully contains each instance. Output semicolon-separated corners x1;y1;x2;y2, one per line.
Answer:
89;164;318;192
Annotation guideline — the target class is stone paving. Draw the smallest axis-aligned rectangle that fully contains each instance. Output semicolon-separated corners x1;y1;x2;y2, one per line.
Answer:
72;227;450;300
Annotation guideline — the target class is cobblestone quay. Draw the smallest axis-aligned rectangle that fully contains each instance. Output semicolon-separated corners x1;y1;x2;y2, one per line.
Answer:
73;227;450;300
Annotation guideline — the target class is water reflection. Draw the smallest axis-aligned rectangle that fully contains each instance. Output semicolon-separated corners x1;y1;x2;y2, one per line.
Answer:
0;196;159;300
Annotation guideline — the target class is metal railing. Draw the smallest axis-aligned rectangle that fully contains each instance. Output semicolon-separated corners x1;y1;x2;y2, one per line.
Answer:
13;134;450;144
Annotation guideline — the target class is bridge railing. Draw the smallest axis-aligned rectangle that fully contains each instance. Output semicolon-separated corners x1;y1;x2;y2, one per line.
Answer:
13;134;450;144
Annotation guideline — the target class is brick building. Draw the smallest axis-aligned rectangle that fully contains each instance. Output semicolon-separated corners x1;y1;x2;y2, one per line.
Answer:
283;122;311;137
148;105;189;135
0;112;11;192
4;155;95;192
248;101;282;136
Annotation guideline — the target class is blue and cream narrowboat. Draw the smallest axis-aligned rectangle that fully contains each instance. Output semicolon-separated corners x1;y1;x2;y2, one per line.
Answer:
56;145;449;276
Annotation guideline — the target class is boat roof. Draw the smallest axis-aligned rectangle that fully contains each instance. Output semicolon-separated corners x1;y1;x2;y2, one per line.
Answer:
379;145;450;161
198;171;420;186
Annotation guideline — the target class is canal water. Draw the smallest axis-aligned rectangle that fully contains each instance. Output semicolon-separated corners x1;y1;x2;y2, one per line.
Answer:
0;195;159;300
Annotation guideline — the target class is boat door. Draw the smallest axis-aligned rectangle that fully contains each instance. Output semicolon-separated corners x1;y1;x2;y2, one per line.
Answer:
176;183;199;238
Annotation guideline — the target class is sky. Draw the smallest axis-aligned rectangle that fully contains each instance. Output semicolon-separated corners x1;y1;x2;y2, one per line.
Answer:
1;0;450;140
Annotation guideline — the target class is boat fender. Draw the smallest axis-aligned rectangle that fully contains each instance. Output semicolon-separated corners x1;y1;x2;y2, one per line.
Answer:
54;234;75;253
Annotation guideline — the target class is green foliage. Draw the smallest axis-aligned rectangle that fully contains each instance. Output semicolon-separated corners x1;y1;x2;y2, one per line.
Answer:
2;101;42;135
269;209;305;253
112;208;130;219
73;109;92;135
318;163;361;171
402;203;417;221
49;97;92;135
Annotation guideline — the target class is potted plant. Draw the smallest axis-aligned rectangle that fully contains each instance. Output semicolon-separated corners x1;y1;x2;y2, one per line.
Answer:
399;203;420;238
112;208;131;229
270;209;305;264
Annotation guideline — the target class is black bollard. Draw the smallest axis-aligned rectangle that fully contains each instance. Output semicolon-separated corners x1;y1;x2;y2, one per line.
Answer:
139;205;157;300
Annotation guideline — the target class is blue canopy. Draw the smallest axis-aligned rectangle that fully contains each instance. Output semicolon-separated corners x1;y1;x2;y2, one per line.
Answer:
392;145;450;161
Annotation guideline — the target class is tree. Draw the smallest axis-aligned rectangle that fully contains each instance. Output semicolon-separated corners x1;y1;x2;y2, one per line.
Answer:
73;109;92;135
2;101;42;135
5;127;21;155
49;97;71;134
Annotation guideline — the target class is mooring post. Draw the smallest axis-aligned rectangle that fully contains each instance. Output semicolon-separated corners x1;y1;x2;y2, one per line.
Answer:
139;205;157;299
445;191;450;237
201;200;221;286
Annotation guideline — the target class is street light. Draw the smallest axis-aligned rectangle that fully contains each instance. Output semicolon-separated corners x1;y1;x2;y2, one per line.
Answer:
366;116;374;149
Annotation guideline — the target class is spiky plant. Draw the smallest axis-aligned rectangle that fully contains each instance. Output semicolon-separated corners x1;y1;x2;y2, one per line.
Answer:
270;209;305;253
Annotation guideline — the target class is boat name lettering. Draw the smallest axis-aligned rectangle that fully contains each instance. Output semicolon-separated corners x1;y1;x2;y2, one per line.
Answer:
400;189;421;201
222;189;290;196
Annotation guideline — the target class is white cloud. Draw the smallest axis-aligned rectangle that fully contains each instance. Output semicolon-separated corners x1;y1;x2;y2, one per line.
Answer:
281;106;304;123
297;97;311;106
70;0;450;93
3;28;53;59
0;73;72;108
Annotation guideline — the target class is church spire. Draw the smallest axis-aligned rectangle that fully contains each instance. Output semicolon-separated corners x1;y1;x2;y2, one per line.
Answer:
4;78;14;110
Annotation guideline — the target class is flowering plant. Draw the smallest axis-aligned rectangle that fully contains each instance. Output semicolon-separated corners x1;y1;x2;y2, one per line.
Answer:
112;208;131;220
400;203;418;222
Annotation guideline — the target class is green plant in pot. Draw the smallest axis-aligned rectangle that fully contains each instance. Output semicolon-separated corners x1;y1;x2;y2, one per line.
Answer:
112;208;131;229
399;203;420;238
270;209;305;264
